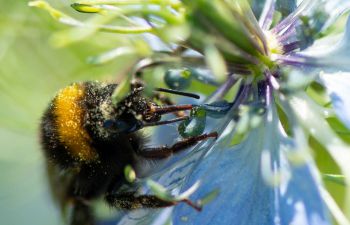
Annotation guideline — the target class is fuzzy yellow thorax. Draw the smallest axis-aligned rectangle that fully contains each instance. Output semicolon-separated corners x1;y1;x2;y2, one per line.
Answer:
54;83;97;162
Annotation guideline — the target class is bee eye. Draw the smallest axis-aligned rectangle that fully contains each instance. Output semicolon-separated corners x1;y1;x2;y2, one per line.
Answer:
103;119;142;133
103;119;116;129
103;119;131;133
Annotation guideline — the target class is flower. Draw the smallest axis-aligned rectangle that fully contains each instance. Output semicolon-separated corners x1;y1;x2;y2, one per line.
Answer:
29;0;350;225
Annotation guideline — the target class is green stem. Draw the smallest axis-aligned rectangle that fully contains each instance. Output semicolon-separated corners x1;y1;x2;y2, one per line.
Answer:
29;1;154;34
77;0;183;9
97;24;154;33
258;54;274;69
72;3;184;24
117;7;184;24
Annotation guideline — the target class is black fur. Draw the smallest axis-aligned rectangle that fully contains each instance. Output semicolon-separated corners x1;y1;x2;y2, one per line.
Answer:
40;82;147;224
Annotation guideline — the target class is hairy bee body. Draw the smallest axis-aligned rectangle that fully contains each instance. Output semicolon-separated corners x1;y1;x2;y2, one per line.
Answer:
40;81;214;225
41;82;148;224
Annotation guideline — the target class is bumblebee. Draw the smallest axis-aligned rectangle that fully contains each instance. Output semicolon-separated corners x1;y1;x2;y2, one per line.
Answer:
40;81;217;225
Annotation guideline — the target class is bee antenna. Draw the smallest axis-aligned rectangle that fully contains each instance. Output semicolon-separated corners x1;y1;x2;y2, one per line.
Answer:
154;88;200;99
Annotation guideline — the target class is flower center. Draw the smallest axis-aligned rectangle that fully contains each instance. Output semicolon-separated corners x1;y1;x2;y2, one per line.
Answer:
264;31;283;55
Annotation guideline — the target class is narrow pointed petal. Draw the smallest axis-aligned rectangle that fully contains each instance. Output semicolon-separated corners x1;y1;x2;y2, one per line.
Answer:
320;72;350;130
316;0;350;32
298;0;350;48
274;0;350;49
295;15;350;71
273;0;313;34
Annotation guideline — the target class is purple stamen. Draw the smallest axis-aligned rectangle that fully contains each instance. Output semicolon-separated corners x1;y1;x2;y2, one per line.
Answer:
206;75;238;102
283;41;300;53
259;0;275;31
265;70;280;90
231;84;251;108
257;79;268;98
266;82;273;106
272;0;312;34
276;21;298;43
275;54;316;67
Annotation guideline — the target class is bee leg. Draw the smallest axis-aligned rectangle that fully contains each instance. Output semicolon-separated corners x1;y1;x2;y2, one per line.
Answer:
105;191;201;211
137;132;218;159
70;200;95;225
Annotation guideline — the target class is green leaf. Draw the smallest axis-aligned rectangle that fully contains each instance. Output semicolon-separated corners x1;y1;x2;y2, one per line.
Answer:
29;1;84;26
71;3;104;13
111;77;130;104
87;47;137;65
204;44;227;83
323;174;346;186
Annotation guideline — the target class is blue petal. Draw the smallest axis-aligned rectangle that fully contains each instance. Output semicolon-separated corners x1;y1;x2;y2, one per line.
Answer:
173;131;274;225
316;0;350;32
299;0;350;46
321;72;350;130
173;105;330;225
251;0;268;19
274;0;350;50
105;100;330;225
276;160;330;225
110;104;238;225
298;14;350;72
276;0;297;18
252;0;297;21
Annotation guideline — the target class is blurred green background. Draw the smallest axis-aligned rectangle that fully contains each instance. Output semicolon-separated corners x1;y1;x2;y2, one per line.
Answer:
0;1;126;224
0;1;346;225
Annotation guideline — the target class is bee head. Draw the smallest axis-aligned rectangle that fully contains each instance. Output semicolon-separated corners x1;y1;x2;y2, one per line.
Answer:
84;82;198;141
96;86;161;138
